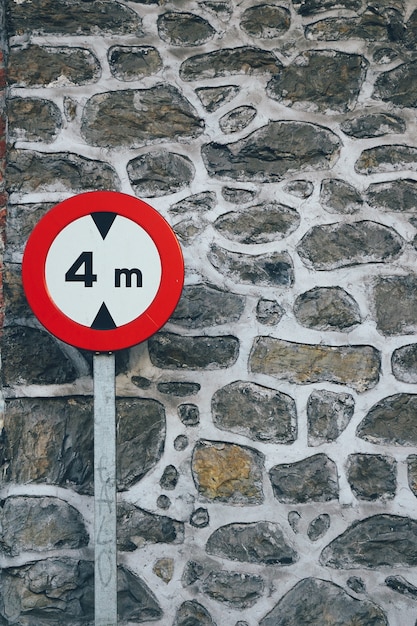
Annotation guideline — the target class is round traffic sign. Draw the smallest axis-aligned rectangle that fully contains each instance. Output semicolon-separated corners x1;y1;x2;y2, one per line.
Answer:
22;191;184;351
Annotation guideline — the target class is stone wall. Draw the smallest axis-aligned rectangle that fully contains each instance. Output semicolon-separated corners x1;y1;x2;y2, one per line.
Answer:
1;0;417;624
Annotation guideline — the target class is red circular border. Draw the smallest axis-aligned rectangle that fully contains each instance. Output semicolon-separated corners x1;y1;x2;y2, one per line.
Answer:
22;191;184;351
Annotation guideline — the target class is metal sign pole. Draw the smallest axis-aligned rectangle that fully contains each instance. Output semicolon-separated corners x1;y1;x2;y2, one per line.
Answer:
94;352;117;626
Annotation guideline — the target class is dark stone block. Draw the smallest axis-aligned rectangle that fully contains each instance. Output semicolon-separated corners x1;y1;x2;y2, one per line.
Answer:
178;403;200;426
169;191;217;214
366;178;417;212
196;84;240;112
307;514;331;541
157;11;215;46
117;501;184;551
392;343;417;383
118;565;163;622
8;97;62;142
293;0;362;16
148;332;239;369
347;454;397;501
307;389;355;446
240;5;290;38
159;464;179;490
321;514;417;568
170;284;245;328
356;144;417;175
320;178;363;214
357;393;417;445
294;286;361;331
341;113;406;138
108;45;162;81
269;454;339;503
174;600;215;626
180;46;281;81
256;298;284;325
202;569;264;608
374;61;417;108
373;275;417;335
157;382;200;396
219;105;257;134
127;149;195;197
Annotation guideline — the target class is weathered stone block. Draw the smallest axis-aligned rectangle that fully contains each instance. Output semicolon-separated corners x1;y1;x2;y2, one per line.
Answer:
240;5;290;38
269;454;339;503
259;577;387;626
340;113;406;138
256;298;284;325
118;565;163;622
192;440;264;505
221;186;257;203
267;51;368;113
385;575;417;599
81;85;204;148
307;389;355;446
180;46;281;81
355;145;417;174
127;150;195;197
297;220;403;270
211;380;296;443
292;0;362;16
307;514;330;541
202;569;264;608
108;46;162;81
206;521;298;565
117;501;184;551
148;332;239;369
219;105;257;134
195;84;240;112
202;121;340;182
8;44;101;87
174;600;215;626
169;191;217;214
294;286;361;331
392;343;417;383
5;203;53;261
373;275;417;335
366;178;417;212
178;403;200;425
305;11;395;42
0;496;88;556
157;11;215;46
250;337;380;392
208;244;294;286
6;149;119;195
357;393;417;446
320;178;363;213
374;61;417;108
159;464;179;490
213;201;300;244
321;515;417;568
157;382;200;396
8;97;62;143
170;284;245;328
347;454;397;501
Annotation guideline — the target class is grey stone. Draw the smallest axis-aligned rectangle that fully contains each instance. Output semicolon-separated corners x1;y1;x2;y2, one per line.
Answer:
269;454;339;503
321;514;417;568
118;565;163;622
148;332;239;369
157;12;215;46
202;570;264;608
108;46;162;81
174;216;208;245
180;46;281;81
219;105;257;134
195;85;240;112
160;464;179;490
283;179;314;198
174;600;216;626
297;220;403;270
374;61;417;108
2;397;94;494
169;191;217;214
392;344;417;383
183;560;204;586
213;202;300;244
2;325;78;386
170;284;245;328
250;337;380;392
347;454;397;501
8;45;101;87
208;245;294;286
407;455;417;497
127;150;195;197
0;558;94;625
190;507;210;528
8;97;62;142
355;144;417;174
6;149;119;195
385;575;417;599
305;10;398;42
82;85;204;148
256;298;284;325
131;375;152;389
288;511;301;534
3;263;37;320
117;501;184;551
157;495;171;509
293;0;362;15
366;178;417;212
357;393;417;446
340;113;406;138
202;121;341;182
373;275;417;335
0;496;88;556
6;0;142;36
259;577;387;626
307;390;355;446
320;178;363;214
267;51;368;113
240;5;291;38
221;186;257;203
200;1;232;20
211;380;297;443
117;398;166;491
373;47;399;63
294;286;361;331
5;202;53;260
178;403;200;426
307;514;331;541
192;440;264;505
206;521;298;565
347;576;366;594
157;382;200;396
174;434;189;450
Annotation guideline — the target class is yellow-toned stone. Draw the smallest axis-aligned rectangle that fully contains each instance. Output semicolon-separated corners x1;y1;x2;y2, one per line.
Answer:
192;440;264;504
153;558;174;584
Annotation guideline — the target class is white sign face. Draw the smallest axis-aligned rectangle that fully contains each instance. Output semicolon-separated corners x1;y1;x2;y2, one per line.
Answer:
45;213;162;328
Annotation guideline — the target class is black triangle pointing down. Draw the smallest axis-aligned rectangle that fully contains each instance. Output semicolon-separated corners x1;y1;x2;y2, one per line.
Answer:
91;212;117;239
91;303;117;330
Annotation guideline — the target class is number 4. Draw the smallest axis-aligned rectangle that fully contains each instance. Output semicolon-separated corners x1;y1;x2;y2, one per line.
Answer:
65;251;97;288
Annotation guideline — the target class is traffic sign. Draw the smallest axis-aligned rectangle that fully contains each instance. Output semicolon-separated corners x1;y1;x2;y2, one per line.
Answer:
22;191;184;351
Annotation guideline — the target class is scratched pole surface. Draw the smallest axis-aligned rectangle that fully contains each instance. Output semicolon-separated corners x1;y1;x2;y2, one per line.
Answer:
94;352;117;626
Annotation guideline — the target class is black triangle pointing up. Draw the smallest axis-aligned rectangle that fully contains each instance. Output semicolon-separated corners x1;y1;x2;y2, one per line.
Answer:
91;212;117;239
91;303;117;330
